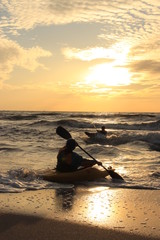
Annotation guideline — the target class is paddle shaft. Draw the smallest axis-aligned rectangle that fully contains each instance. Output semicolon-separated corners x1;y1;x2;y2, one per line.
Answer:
78;143;123;180
77;143;108;171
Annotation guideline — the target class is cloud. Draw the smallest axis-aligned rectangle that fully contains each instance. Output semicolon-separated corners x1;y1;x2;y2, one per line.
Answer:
1;0;160;93
1;0;160;35
128;38;160;79
62;47;115;61
129;38;160;60
0;37;52;85
62;41;130;64
129;60;160;75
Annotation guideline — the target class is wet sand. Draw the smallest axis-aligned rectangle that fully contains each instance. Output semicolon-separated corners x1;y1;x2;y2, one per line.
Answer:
0;188;160;240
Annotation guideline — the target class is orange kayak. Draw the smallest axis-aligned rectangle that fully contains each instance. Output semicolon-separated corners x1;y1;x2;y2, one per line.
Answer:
38;167;109;183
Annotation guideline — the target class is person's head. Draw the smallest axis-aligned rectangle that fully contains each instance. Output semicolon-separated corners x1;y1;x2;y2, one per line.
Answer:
101;126;105;130
66;138;77;151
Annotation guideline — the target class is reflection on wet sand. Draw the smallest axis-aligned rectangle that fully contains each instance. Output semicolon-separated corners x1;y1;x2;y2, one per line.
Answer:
55;188;76;210
54;186;116;225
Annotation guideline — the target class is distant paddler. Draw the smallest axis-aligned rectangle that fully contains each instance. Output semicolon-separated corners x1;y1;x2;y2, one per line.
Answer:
85;125;107;139
96;126;107;137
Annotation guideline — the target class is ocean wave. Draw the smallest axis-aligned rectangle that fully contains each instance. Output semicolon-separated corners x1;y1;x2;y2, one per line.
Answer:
35;112;61;116
84;132;160;147
0;147;22;152
68;112;156;119
69;113;110;119
57;119;91;128
29;120;56;127
0;125;42;139
0;111;62;121
150;171;160;178
1;111;160;131
29;119;91;128
30;119;90;129
56;119;160;131
103;119;160;131
3;114;38;121
149;143;160;152
0;168;159;193
0;168;74;193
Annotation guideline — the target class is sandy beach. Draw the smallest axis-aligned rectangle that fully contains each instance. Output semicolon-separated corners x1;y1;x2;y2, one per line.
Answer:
0;188;160;240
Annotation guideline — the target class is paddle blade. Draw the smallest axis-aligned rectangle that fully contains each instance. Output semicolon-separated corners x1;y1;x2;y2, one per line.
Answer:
108;169;124;180
56;126;72;140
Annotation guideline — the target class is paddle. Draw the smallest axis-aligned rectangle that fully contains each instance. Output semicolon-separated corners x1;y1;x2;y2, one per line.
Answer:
56;126;124;180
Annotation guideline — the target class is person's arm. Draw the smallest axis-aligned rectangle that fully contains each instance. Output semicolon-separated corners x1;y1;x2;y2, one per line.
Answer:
72;152;102;168
81;158;96;167
81;158;102;167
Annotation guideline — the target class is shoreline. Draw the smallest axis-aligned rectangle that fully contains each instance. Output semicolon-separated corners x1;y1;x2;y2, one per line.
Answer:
0;188;160;240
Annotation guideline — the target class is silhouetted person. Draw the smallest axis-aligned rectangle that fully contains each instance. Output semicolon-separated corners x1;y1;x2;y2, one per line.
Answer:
97;126;107;136
56;138;102;172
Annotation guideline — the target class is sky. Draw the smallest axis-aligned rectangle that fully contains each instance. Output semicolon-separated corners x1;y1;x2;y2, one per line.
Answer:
0;0;160;112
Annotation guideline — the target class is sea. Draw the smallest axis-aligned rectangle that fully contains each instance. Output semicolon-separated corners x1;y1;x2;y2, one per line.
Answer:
0;111;160;193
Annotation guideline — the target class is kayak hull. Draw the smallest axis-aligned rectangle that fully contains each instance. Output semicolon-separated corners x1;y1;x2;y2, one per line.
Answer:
38;167;109;183
85;131;106;139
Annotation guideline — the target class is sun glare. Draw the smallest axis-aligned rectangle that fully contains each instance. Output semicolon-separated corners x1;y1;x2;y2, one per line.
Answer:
85;63;131;86
84;42;131;87
86;190;111;223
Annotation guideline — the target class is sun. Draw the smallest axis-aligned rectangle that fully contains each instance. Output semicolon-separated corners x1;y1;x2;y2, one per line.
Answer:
85;63;131;87
83;41;131;87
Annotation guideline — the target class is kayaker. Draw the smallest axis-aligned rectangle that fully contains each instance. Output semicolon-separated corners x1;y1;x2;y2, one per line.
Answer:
97;126;107;136
56;138;102;172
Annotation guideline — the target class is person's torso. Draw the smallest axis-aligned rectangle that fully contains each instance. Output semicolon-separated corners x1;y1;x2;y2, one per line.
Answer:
56;148;83;172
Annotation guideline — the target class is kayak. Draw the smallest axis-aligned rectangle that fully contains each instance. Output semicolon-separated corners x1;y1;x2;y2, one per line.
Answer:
85;131;106;139
38;167;109;183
